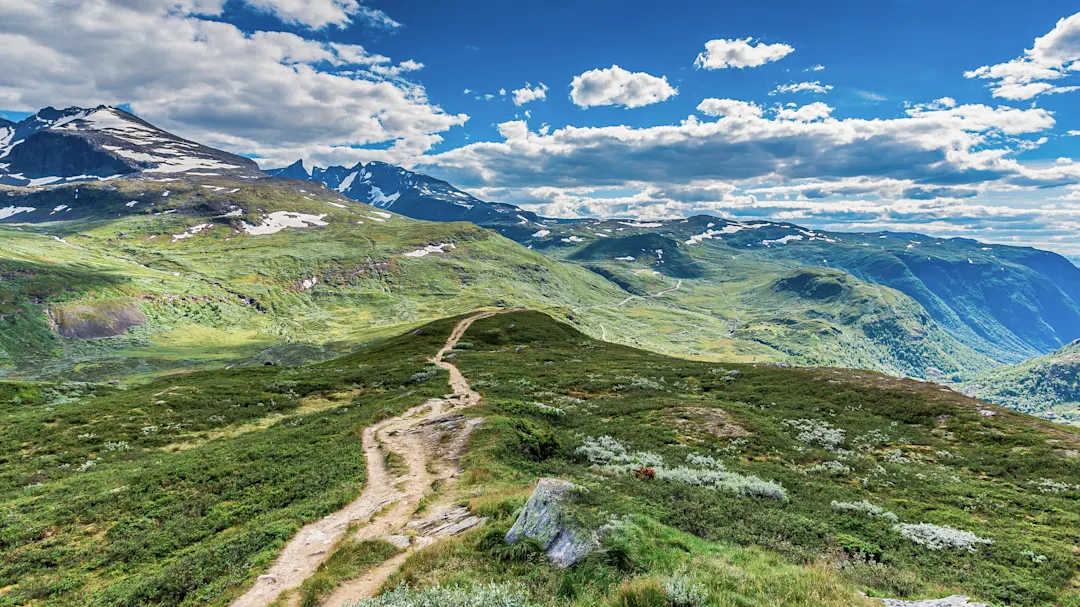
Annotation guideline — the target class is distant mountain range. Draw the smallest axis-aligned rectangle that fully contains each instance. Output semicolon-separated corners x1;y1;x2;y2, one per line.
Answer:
265;158;543;232
4;105;1080;421
0;105;263;186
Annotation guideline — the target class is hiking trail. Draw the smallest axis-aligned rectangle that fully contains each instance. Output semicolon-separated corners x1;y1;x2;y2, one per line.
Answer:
230;311;501;607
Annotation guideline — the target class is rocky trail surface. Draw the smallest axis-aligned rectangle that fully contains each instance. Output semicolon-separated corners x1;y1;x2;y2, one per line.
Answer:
231;311;502;607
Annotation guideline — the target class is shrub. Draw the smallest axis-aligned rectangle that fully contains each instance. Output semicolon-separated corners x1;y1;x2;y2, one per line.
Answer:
663;574;708;607
895;523;993;552
345;583;539;607
508;419;559;461
407;366;442;384
577;437;786;500
831;500;899;522
783;418;846;451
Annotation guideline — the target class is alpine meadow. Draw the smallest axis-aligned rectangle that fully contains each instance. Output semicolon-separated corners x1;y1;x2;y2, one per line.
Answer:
2;2;1080;607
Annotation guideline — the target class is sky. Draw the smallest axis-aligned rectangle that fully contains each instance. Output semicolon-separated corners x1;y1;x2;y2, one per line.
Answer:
3;1;1080;258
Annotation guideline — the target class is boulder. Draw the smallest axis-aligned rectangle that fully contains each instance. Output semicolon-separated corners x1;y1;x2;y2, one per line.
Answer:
505;478;597;568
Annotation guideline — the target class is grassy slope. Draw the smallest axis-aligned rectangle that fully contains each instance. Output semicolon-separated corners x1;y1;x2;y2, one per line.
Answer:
0;179;632;380
4;312;1079;606
961;340;1080;425
2;178;998;385
538;224;993;380
411;312;1080;607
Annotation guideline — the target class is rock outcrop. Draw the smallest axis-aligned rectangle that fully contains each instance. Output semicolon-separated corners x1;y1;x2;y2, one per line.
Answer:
505;477;598;568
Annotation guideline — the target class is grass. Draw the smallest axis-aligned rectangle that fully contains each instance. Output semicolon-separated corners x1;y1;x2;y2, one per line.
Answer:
270;536;400;607
3;311;1080;605
430;311;1080;606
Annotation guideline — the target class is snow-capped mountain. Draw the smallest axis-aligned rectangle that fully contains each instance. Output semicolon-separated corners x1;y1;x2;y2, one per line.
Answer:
0;106;263;186
265;159;541;227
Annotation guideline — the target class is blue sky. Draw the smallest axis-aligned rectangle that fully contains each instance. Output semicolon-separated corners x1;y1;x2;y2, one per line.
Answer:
2;0;1080;257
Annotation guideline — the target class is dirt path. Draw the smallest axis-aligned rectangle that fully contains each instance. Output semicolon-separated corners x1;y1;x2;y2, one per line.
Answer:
230;311;501;607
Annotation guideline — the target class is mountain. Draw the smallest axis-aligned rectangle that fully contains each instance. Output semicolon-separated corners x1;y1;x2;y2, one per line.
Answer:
268;159;1080;370
265;159;542;229
0;105;263;186
961;339;1080;424
2;310;1078;606
0;177;633;381
523;215;1080;373
4;108;1080;387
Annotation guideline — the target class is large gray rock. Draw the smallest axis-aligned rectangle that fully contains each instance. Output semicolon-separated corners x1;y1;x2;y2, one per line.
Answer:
505;478;598;568
880;597;988;607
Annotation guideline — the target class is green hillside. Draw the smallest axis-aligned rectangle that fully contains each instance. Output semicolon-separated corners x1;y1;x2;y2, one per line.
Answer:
2;311;1078;606
520;216;1080;373
961;340;1080;425
1;178;998;383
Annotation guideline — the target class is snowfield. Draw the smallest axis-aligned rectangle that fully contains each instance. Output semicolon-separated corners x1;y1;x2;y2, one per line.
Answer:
242;212;328;235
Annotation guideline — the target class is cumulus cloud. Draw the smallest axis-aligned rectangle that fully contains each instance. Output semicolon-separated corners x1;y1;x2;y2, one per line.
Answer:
694;38;794;70
244;0;401;30
769;81;834;95
0;0;465;168
419;98;1066;196
965;11;1080;100
696;98;763;118
569;65;677;108
512;82;548;106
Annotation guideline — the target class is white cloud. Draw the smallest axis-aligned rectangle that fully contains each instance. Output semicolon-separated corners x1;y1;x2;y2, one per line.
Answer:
0;0;466;169
569;65;677;108
512;82;548;106
769;81;834;95
1069;130;1080;136
775;101;833;121
806;64;825;72
694;38;794;69
965;11;1080;100
696;98;763;118
419;99;1065;195
243;0;401;30
855;90;888;102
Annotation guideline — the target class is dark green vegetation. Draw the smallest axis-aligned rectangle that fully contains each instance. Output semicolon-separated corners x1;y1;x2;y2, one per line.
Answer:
962;339;1080;424
413;312;1080;606
4;311;1079;606
0;319;461;606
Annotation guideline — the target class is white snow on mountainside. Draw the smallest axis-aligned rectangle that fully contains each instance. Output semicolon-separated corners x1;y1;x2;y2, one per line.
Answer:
0;105;262;186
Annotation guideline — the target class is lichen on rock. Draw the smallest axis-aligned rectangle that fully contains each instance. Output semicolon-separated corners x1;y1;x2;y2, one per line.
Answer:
505;477;598;568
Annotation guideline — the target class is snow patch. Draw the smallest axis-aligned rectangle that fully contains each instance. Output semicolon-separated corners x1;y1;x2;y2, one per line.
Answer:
531;229;551;238
618;221;663;228
172;223;211;242
615;256;636;261
561;235;585;243
762;235;804;246
0;206;35;220
125;200;140;207
242;212;328;235
402;242;456;258
337;171;359;192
